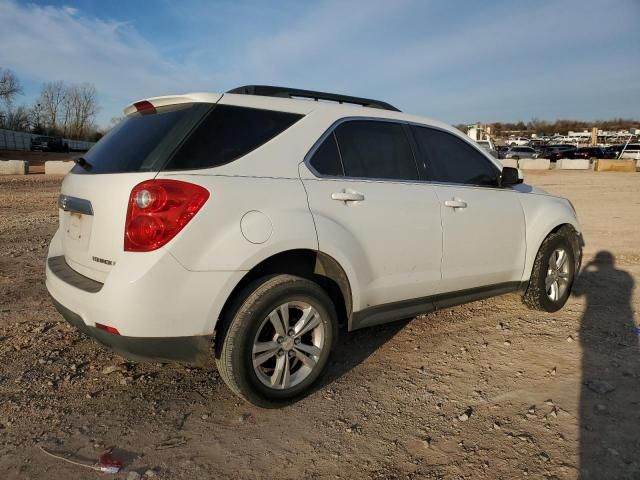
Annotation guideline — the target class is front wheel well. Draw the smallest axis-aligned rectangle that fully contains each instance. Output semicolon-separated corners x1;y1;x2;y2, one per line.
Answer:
215;249;352;335
545;223;583;273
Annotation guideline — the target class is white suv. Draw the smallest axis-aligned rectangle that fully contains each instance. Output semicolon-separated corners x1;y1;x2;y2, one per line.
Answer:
46;86;583;407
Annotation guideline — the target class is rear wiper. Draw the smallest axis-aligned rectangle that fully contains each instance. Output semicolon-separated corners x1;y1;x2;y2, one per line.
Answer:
73;156;91;169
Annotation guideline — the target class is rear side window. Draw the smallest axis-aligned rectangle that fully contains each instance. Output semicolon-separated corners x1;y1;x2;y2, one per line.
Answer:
165;105;303;170
73;103;302;174
309;133;344;176
411;126;499;186
333;120;418;180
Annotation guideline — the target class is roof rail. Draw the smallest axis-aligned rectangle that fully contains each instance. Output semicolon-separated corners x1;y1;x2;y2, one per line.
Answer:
226;85;400;112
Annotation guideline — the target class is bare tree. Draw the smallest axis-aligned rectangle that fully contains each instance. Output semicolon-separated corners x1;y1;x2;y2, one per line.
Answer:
4;104;31;131
0;68;22;103
38;81;66;132
63;83;99;139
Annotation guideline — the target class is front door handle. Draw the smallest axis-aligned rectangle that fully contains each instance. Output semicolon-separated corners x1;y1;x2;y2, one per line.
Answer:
331;191;365;202
444;199;467;209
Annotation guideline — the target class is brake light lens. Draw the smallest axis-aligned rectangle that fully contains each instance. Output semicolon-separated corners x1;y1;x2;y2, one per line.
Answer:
125;179;209;252
95;323;120;335
133;100;157;115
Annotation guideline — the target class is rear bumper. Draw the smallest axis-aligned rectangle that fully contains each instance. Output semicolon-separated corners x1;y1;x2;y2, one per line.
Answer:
45;227;246;362
51;296;212;364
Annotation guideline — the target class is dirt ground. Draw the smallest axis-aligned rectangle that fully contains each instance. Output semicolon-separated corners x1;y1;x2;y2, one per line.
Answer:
0;170;638;480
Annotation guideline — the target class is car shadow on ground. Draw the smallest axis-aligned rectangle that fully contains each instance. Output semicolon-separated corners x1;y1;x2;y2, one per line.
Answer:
304;319;409;399
573;251;640;478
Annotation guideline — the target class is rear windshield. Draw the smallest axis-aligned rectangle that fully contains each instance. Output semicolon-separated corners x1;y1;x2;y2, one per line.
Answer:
72;103;303;174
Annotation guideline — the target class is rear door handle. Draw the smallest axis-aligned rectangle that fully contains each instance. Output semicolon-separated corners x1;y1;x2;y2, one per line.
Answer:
331;191;365;202
444;199;467;209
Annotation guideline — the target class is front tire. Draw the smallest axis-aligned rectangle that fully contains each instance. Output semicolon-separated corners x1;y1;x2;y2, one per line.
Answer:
523;230;577;312
216;275;337;407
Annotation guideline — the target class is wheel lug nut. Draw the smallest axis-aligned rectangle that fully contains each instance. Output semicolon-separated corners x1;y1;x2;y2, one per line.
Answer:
276;337;284;344
287;329;295;336
294;337;301;345
288;350;295;358
277;349;284;357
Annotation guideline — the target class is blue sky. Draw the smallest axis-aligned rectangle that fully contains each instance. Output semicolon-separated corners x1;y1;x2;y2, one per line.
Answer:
1;0;639;127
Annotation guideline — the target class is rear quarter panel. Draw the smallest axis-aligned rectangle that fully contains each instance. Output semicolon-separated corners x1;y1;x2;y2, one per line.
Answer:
156;174;318;272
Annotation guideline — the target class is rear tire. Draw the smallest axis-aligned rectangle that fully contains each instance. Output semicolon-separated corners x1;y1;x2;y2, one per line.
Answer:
523;230;577;312
216;274;337;407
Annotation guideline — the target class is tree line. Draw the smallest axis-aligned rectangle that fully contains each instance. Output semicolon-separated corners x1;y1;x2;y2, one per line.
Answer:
455;118;639;137
0;67;100;141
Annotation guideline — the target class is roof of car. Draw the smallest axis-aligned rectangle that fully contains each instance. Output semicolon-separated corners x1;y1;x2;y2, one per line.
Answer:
124;90;459;138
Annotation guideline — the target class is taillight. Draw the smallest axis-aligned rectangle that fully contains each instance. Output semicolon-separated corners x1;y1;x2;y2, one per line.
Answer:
124;179;209;252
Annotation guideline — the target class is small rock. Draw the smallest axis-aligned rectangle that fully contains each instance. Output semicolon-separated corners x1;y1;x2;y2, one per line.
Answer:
144;469;157;478
101;365;122;375
458;407;473;422
586;379;616;394
528;405;536;414
538;452;550;462
551;367;557;376
567;335;574;342
127;472;141;480
503;340;511;346
544;399;554;406
85;393;92;399
200;414;208;420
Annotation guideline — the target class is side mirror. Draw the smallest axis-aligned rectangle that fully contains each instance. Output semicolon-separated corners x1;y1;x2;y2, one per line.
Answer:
500;166;523;186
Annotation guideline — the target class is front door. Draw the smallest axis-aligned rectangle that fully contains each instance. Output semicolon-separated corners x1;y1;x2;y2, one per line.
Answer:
410;124;526;292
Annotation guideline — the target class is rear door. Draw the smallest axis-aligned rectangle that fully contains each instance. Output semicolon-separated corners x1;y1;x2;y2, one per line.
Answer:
410;125;526;292
300;119;443;310
58;101;217;282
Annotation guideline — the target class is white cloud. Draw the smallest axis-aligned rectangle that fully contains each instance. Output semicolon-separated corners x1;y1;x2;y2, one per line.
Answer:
0;1;213;122
0;0;637;125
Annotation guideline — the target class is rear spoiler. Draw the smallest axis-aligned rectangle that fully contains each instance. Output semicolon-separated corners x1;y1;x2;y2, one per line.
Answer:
123;92;223;116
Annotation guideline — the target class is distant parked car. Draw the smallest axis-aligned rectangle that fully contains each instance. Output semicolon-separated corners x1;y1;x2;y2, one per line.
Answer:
540;145;576;161
496;145;509;159
476;139;499;158
30;136;69;153
508;137;530;146
505;146;539;160
573;147;616;160
618;143;640;160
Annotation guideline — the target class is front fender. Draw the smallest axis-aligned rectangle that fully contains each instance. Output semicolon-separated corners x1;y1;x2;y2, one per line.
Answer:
519;192;582;281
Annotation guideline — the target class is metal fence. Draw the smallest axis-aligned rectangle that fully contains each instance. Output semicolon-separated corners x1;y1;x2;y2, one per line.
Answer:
0;128;95;151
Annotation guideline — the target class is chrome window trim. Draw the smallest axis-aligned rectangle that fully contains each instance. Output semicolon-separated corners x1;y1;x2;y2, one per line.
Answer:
303;116;508;191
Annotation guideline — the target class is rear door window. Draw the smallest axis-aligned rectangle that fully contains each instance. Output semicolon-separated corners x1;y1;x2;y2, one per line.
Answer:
411;126;500;186
309;133;344;176
333;120;418;181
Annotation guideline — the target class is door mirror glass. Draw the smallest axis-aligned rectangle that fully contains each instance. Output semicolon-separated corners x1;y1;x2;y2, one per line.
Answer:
501;166;523;186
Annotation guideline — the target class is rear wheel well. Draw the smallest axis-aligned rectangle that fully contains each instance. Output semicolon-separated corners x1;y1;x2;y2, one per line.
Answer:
216;250;352;335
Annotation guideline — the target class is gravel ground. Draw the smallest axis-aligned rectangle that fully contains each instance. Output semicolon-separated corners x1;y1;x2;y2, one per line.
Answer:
0;170;638;480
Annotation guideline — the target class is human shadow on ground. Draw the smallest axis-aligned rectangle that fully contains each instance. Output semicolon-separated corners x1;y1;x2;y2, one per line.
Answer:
573;251;640;479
